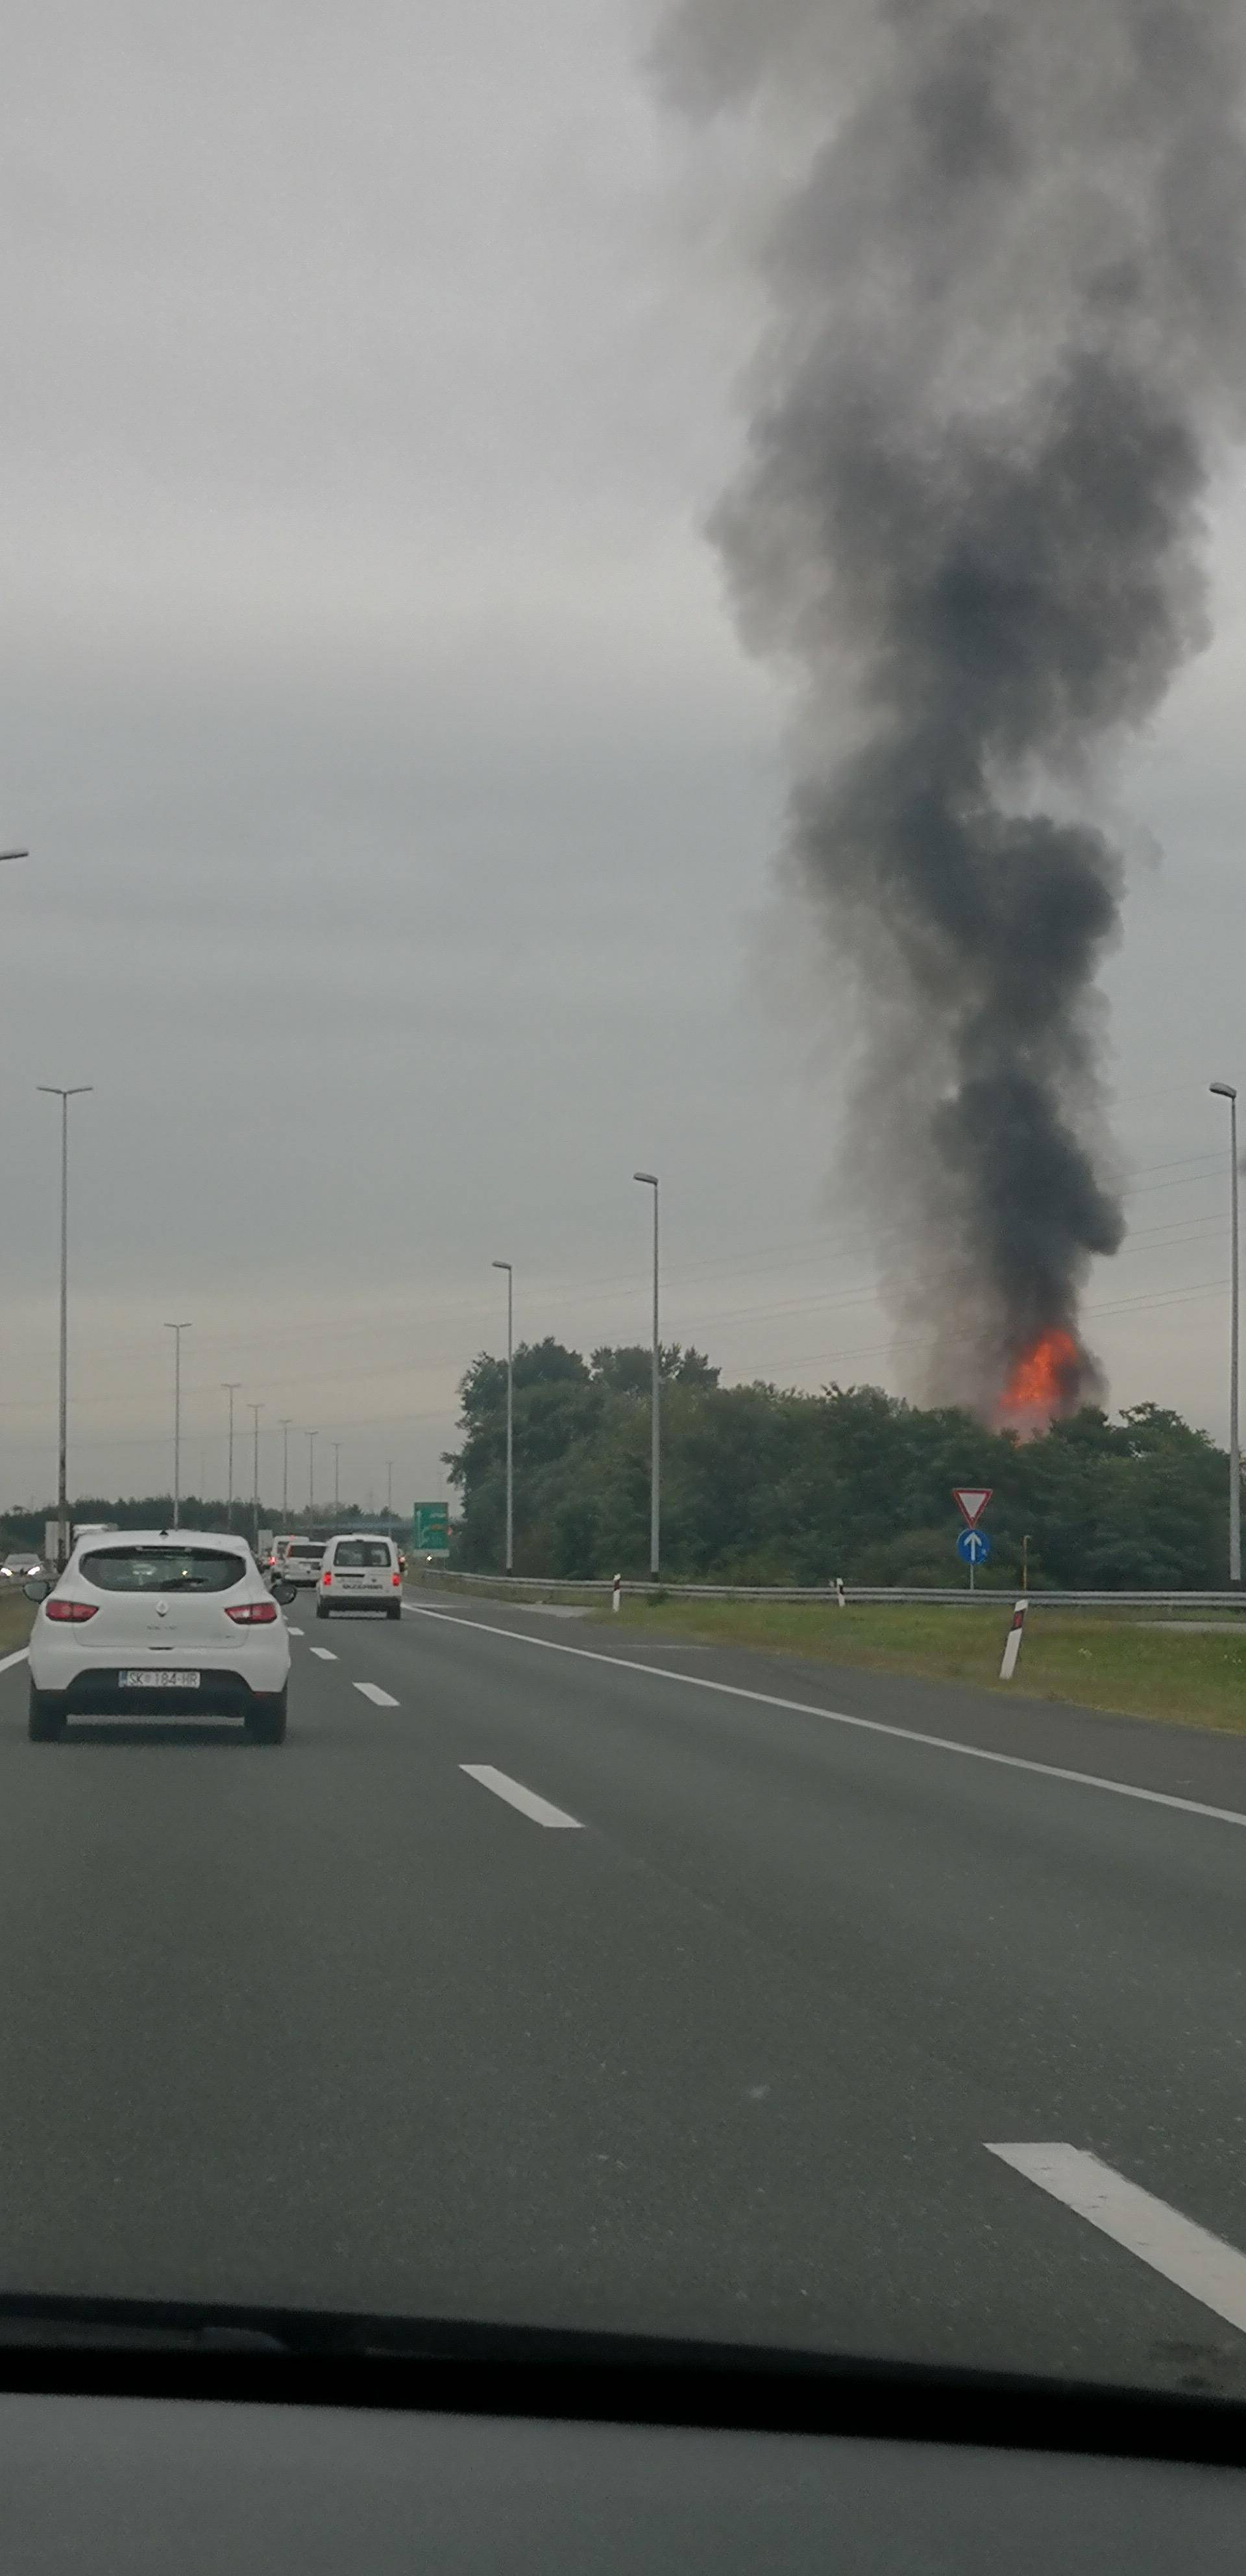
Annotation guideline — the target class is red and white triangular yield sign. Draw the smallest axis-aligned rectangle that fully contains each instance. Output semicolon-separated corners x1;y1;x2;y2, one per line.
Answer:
953;1487;992;1528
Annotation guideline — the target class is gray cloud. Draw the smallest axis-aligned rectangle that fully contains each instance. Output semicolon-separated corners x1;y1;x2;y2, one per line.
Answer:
0;1;1242;1511
655;0;1246;1419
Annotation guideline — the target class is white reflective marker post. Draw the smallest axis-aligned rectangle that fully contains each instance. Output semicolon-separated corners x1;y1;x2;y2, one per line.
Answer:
999;1598;1029;1681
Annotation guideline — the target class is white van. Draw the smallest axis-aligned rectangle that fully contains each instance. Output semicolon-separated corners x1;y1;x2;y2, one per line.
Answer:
316;1533;403;1620
275;1535;326;1589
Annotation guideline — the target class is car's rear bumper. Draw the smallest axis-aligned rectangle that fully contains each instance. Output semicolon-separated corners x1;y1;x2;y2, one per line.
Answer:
35;1666;285;1718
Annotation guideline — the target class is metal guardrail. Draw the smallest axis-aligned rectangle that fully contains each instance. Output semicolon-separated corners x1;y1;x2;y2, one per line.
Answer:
408;1570;1246;1613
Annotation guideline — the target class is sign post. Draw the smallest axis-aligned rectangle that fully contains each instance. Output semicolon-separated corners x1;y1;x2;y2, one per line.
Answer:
956;1526;992;1591
953;1488;993;1593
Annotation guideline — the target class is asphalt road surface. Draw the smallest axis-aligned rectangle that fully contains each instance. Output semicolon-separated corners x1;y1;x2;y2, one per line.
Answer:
0;1590;1242;2397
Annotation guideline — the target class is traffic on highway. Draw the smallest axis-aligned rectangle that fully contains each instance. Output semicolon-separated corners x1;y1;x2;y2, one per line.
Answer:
0;1559;1242;2392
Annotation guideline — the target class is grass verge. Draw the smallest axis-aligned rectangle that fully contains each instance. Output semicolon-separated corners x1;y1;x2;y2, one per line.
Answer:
598;1598;1246;1735
0;1592;34;1661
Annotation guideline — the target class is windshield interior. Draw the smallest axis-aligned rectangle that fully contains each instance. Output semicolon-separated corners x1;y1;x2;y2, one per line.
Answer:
0;0;1243;2425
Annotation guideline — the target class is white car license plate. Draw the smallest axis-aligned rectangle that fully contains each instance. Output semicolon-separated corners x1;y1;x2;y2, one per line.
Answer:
119;1669;201;1689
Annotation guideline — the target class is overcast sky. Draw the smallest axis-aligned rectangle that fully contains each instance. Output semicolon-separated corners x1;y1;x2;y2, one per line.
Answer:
0;0;1243;1516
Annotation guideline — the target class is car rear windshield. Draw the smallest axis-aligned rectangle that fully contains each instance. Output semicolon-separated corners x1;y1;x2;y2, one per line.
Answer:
80;1548;248;1593
333;1541;393;1568
287;1542;324;1561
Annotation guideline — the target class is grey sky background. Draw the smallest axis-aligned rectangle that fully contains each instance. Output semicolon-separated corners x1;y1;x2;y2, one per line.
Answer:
0;0;1243;1513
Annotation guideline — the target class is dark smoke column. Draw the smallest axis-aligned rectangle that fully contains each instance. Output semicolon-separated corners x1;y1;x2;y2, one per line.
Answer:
655;0;1246;1419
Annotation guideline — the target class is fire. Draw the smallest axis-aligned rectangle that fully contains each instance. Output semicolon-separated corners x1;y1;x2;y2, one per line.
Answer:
997;1327;1081;1431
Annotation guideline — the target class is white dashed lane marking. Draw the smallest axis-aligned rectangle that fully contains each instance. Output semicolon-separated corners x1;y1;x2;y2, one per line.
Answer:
354;1682;399;1707
403;1605;1246;1831
460;1765;582;1829
310;1647;337;1662
987;2144;1246;2337
287;1626;304;1637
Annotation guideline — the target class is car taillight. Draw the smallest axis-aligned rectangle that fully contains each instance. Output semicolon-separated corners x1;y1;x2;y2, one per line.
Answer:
321;1569;332;1585
225;1601;278;1625
391;1572;400;1587
45;1599;98;1624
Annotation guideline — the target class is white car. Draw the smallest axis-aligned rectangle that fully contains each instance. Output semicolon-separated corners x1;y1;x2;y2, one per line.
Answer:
317;1533;403;1620
24;1531;295;1744
276;1537;327;1589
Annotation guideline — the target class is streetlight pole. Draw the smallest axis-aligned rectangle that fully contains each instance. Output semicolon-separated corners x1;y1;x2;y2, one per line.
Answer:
278;1419;292;1523
249;1402;263;1550
36;1085;92;1570
385;1459;393;1520
164;1322;191;1528
633;1173;660;1579
306;1429;318;1518
333;1441;341;1515
492;1261;514;1574
222;1383;240;1530
1212;1082;1241;1585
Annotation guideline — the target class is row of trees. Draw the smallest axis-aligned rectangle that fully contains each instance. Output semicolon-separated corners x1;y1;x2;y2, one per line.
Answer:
0;1498;402;1550
444;1340;1234;1591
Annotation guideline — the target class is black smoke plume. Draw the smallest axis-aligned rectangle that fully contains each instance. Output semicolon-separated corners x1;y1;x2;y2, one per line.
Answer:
655;0;1246;1415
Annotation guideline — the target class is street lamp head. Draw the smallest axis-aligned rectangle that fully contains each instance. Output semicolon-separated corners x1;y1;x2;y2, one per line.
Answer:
633;1170;658;1187
37;1084;93;1099
492;1259;511;1274
0;849;29;863
1211;1082;1238;1101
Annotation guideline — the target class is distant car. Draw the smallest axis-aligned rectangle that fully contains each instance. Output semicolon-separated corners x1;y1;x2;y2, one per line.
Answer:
317;1533;403;1620
24;1531;294;1744
276;1537;326;1589
0;1550;45;1584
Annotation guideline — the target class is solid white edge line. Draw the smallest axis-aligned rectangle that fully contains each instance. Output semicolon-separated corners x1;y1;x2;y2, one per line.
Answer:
986;2144;1246;2337
460;1764;582;1829
0;1648;29;1676
401;1603;1246;1831
354;1682;399;1707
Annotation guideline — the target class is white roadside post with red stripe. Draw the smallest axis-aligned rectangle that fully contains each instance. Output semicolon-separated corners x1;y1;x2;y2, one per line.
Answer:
612;1573;622;1615
999;1598;1029;1681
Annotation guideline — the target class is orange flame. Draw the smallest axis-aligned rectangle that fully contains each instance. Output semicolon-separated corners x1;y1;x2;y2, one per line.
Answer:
997;1327;1080;1430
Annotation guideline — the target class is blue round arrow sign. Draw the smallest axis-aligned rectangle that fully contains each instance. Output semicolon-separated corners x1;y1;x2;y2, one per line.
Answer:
956;1527;992;1565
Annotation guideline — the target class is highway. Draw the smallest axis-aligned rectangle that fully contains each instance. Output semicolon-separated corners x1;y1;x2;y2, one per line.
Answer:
0;1590;1241;2397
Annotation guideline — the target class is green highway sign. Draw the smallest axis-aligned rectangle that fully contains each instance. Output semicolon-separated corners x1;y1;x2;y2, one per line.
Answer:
412;1502;450;1555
